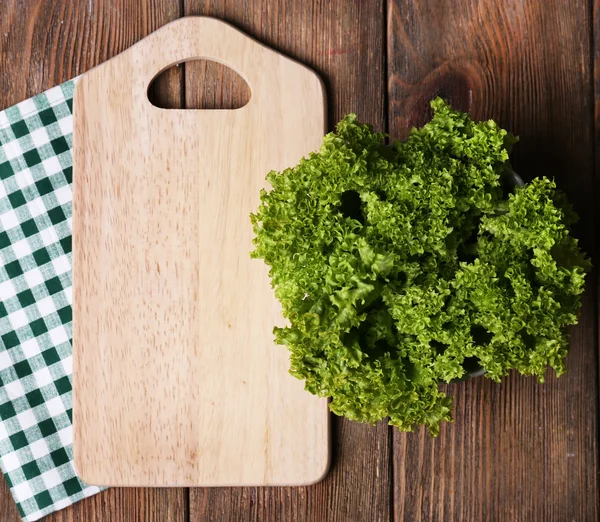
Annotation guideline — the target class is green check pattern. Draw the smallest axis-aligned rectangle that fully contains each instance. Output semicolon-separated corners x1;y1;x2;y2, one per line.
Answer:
0;81;102;521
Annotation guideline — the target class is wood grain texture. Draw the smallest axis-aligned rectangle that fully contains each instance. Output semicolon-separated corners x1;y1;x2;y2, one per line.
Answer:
183;2;390;520
388;1;598;521
0;1;187;520
43;488;187;522
0;0;184;110
2;0;599;521
0;471;20;522
183;60;251;110
72;16;329;487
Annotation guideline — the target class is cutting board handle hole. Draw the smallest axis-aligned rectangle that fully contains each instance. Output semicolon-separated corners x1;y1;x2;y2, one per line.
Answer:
148;59;251;110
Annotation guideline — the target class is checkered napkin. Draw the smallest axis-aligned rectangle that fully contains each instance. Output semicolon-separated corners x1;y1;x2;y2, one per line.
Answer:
0;80;103;521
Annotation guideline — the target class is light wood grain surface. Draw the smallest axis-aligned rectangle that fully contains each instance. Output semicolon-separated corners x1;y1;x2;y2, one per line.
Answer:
72;16;329;488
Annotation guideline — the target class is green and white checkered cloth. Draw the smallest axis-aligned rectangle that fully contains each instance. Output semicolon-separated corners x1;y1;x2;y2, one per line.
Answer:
0;80;102;521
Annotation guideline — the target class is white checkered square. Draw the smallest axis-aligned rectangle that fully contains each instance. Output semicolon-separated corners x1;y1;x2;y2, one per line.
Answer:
16;411;37;431
48;326;68;346
0;351;12;372
23;267;44;289
57;118;73;136
41;157;62;176
41;469;62;489
0;208;19;230
61;356;72;375
0;111;9;129
13;237;33;257
43;86;65;105
63;286;72;305
36;296;56;318
12;480;34;502
39;226;58;247
54;186;71;206
8;308;29;330
51;256;70;276
25;510;44;522
3;452;23;474
3;141;22;161
52;498;71;511
27;199;46;219
45;397;66;417
0;279;17;299
4;380;25;400
32;367;52;389
21;338;41;359
17;99;37;118
15;168;35;190
29;439;49;459
57;427;72;447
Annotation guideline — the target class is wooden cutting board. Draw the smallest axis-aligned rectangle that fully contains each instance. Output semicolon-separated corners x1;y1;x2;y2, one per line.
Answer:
72;16;329;487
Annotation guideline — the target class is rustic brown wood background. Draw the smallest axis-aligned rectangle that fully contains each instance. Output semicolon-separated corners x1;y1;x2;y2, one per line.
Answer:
0;0;597;521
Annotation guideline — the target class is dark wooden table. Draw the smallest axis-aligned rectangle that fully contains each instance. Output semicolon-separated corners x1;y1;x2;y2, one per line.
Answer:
0;1;598;521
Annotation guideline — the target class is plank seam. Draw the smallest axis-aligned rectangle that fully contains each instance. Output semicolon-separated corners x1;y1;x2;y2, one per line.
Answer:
590;0;600;518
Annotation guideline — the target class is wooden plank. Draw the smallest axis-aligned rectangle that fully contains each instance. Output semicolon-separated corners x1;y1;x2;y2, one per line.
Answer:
0;0;187;520
388;1;598;521
183;1;390;520
0;0;184;110
183;60;251;110
45;488;187;522
0;472;20;522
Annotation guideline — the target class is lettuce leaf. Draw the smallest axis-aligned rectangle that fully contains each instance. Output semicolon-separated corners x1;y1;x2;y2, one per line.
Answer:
250;98;589;436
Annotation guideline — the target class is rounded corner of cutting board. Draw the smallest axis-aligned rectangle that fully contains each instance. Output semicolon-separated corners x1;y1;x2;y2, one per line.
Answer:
301;462;331;487
279;54;327;131
72;68;93;105
72;440;105;488
297;445;332;487
268;444;331;487
279;400;332;486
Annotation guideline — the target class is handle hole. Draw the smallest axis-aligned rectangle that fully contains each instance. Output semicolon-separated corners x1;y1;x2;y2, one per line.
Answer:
148;59;251;110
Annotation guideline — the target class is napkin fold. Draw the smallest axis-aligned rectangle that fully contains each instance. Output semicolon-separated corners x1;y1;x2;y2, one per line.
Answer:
0;80;103;521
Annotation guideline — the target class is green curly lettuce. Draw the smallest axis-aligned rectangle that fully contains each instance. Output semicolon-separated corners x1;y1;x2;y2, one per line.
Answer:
250;98;589;436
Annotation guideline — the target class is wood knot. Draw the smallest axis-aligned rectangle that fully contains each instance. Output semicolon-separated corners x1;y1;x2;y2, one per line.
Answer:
410;66;473;124
391;60;485;138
